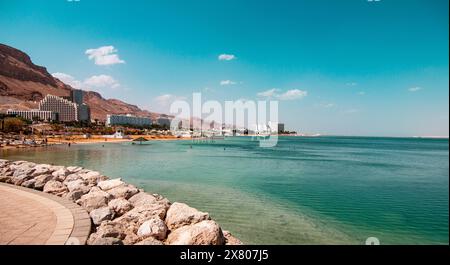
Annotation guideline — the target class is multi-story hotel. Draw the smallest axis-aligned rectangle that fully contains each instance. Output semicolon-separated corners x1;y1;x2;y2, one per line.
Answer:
6;109;58;122
39;95;78;122
70;89;84;105
78;103;91;122
70;89;90;123
106;114;152;127
277;123;285;133
7;92;90;123
156;116;172;128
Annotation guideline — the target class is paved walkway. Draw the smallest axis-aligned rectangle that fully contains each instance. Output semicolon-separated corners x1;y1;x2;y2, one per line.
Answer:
0;183;91;245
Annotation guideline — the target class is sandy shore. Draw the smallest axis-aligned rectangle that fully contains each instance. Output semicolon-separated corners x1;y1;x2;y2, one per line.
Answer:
0;135;184;150
47;135;181;145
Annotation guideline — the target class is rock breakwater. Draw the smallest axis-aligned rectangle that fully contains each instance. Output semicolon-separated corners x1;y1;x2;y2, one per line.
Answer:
0;159;242;245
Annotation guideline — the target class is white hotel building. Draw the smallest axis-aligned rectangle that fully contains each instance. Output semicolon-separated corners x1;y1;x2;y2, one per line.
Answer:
106;114;152;127
39;95;78;122
6;109;57;122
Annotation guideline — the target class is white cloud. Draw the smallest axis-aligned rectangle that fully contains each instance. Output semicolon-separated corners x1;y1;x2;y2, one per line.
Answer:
346;82;358;86
358;91;366;95
154;94;186;107
155;94;173;106
257;88;279;98
257;88;307;101
220;80;237;86
278;89;308;100
84;75;120;89
218;54;236;61
85;46;125;66
52;73;121;92
316;102;336;109
52;73;83;89
408;87;423;92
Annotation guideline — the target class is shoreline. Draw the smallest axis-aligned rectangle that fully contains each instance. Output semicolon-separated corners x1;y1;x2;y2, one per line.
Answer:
0;135;187;150
0;159;242;245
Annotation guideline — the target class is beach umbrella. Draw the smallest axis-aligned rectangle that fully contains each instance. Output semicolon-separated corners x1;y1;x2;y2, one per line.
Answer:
133;137;148;145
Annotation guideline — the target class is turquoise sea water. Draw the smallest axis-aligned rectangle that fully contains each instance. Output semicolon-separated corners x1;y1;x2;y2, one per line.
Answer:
1;136;448;245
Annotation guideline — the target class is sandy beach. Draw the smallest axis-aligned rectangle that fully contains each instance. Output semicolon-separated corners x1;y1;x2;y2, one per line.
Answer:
46;135;181;144
0;134;184;150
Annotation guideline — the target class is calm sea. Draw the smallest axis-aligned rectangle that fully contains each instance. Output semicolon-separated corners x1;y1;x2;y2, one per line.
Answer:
1;136;448;245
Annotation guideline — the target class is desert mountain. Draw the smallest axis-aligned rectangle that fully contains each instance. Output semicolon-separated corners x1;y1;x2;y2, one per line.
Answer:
0;43;161;121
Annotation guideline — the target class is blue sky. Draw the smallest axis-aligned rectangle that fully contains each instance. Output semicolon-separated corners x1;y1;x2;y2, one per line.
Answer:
0;0;448;136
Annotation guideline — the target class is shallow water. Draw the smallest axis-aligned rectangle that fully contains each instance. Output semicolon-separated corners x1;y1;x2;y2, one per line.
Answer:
1;136;448;244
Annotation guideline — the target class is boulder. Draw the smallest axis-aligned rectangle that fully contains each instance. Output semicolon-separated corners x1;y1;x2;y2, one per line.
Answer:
114;220;140;245
88;237;123;245
134;237;164;245
43;180;68;196
90;207;114;225
108;198;133;216
0;167;13;177
0;175;11;183
123;231;140;245
66;166;83;173
128;192;157;206
97;178;124;191
11;174;33;186
64;190;86;202
21;179;36;188
31;164;52;177
34;174;54;190
88;221;127;243
106;184;139;199
76;189;112;212
86;220;139;244
167;220;225;245
63;173;82;184
165;202;210;230
12;160;29;165
12;164;35;179
52;168;69;181
115;202;168;225
80;171;108;185
137;217;167;240
66;179;90;194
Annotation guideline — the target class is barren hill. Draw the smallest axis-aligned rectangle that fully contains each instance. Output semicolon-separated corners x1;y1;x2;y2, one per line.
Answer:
0;43;160;121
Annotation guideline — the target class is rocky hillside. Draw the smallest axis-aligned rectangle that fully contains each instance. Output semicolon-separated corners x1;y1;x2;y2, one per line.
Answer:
0;43;160;121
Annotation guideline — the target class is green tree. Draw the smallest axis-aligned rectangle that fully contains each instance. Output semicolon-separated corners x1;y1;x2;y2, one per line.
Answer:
2;117;26;133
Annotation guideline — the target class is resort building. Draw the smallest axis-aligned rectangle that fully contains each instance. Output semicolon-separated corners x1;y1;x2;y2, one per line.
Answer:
6;109;58;122
78;103;91;123
278;123;285;133
70;89;91;123
106;114;152;127
39;95;78;122
70;89;84;105
156;116;172;128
